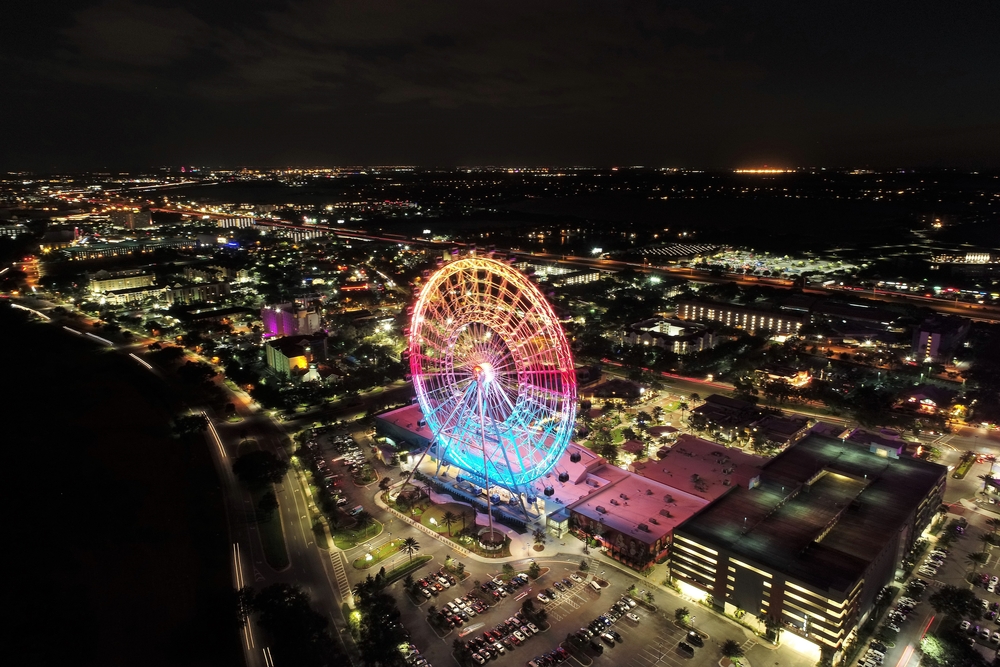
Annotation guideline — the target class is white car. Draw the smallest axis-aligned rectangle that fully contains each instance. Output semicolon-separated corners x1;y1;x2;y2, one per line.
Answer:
626;612;640;623
471;653;485;665
536;593;550;603
992;575;999;586
570;574;584;583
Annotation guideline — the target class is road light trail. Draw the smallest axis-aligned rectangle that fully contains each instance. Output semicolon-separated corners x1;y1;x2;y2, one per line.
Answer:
63;325;82;335
203;411;228;460
85;331;114;346
128;352;153;371
11;302;50;320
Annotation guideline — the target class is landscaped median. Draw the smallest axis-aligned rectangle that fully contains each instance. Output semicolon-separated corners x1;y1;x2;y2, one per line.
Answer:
333;521;383;550
353;539;404;569
953;452;976;478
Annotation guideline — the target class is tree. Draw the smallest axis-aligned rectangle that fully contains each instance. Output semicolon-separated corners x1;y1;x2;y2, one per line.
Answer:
928;584;977;618
599;442;620;465
689;392;700;403
987;517;1000;535
453;639;471;664
532;528;547;549
172;413;209;437
967;551;988;577
720;639;744;659
528;561;541;579
402;536;421;562
502;563;515;577
257;490;279;521
355;510;374;537
379;477;392;492
675;607;690;625
232;450;290;492
978;531;993;553
442;511;458;536
979;474;995;494
403;573;415;592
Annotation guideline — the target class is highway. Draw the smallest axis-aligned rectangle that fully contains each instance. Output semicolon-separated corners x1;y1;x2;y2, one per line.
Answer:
150;206;1000;324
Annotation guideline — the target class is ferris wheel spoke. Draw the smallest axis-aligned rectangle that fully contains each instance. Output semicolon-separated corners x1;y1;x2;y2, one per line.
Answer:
437;383;480;461
422;378;473;431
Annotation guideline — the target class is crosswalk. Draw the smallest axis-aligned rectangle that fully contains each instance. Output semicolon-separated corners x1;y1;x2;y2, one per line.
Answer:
329;550;353;600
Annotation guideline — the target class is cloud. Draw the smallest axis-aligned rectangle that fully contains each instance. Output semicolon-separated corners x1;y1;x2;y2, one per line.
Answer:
64;0;211;67
49;0;749;111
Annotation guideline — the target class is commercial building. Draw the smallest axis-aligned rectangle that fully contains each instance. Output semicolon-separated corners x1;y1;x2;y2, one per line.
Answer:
262;302;322;337
64;238;196;261
88;269;155;295
911;316;970;363
108;209;153;230
630;434;767;501
624;318;715;355
164;281;230;306
671;434;945;661
677;299;804;335
374;404;712;569
265;334;328;378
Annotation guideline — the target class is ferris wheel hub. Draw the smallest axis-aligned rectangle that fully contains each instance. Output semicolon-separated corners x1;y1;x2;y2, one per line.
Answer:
472;362;495;384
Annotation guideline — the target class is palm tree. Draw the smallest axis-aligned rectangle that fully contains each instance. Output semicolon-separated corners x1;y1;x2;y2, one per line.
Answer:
402;536;421;562
689;392;700;404
979;532;993;554
678;401;689;419
652;405;665;422
987;517;1000;535
967;551;988;578
979;474;995;492
533;528;547;549
355;510;374;537
442;511;458;536
675;607;690;625
720;639;744;659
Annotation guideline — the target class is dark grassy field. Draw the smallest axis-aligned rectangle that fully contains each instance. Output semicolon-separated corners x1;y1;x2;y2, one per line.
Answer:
4;307;241;667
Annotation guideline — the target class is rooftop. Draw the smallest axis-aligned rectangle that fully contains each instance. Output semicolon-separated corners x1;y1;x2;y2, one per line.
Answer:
676;434;945;595
632;434;766;501
568;468;708;546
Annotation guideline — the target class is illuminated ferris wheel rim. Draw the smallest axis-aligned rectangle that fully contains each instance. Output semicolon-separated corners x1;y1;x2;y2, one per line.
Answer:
408;255;577;489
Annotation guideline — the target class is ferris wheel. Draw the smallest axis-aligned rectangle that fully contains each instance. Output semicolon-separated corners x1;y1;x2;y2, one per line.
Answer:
408;256;577;496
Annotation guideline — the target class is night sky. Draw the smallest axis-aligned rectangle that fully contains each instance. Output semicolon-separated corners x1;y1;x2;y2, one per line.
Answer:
4;1;998;170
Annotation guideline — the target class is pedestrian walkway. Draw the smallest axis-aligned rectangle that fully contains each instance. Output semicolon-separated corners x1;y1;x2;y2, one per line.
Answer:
329;549;353;601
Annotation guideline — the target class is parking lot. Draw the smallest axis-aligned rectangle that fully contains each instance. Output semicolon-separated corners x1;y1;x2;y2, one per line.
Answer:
420;560;731;667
